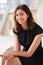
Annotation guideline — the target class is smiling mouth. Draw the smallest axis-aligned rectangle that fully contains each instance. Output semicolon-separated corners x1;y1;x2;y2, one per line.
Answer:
18;20;23;24
18;20;23;22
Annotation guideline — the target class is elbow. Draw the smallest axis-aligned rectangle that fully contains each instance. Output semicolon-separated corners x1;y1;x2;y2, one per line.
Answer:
28;54;32;58
29;54;33;58
26;52;33;58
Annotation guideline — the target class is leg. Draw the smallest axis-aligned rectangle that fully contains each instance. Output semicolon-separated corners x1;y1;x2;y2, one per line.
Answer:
4;57;22;65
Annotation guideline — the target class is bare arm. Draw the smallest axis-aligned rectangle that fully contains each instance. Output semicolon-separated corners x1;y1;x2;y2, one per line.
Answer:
14;33;20;51
13;33;43;58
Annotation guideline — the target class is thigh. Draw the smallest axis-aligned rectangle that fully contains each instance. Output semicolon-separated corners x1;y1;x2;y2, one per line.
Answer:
4;57;22;65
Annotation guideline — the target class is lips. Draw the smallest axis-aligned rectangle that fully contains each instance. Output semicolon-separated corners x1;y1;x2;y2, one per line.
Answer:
18;21;23;24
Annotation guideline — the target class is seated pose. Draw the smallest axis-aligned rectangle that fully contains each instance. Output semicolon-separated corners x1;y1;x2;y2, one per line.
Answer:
2;4;43;65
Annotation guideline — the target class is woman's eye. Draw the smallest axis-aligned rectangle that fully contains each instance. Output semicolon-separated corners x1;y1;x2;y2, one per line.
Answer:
16;14;18;16
20;13;24;15
16;13;24;17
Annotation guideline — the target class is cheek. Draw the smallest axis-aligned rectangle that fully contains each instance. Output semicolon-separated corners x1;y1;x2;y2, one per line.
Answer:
24;16;28;21
24;14;28;19
16;17;18;21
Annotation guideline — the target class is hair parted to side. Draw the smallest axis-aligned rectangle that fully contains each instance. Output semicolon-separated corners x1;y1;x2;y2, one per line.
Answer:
14;4;35;32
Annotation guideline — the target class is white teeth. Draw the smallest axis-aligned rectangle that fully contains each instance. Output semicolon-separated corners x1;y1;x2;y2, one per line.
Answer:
18;21;22;24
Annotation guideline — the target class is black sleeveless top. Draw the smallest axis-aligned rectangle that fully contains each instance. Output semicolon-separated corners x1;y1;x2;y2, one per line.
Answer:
13;23;43;57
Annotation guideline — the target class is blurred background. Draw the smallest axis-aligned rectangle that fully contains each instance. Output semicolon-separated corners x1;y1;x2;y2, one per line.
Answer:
0;0;43;65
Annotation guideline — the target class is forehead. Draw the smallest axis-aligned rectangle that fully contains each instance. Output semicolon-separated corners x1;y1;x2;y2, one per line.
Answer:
16;9;25;14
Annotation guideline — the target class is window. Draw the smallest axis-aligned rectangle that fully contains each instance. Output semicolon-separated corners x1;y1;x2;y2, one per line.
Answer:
0;0;7;14
0;0;7;4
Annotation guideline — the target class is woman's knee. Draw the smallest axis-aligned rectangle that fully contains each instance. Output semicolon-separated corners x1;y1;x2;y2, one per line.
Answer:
4;57;22;65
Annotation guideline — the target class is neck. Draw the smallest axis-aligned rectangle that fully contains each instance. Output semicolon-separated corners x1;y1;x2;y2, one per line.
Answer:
21;23;28;30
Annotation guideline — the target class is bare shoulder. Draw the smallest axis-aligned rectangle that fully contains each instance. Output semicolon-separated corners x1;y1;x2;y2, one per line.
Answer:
35;33;43;38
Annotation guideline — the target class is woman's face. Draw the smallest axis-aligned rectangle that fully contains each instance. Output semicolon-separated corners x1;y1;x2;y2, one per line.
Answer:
15;9;29;25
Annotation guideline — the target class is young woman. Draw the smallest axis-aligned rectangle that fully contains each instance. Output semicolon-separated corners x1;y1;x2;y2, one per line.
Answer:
3;4;43;65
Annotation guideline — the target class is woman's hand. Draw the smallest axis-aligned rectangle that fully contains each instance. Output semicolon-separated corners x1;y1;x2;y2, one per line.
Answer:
2;50;14;60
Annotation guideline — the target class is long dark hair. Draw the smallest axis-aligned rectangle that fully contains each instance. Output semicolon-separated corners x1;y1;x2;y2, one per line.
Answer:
14;4;35;32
